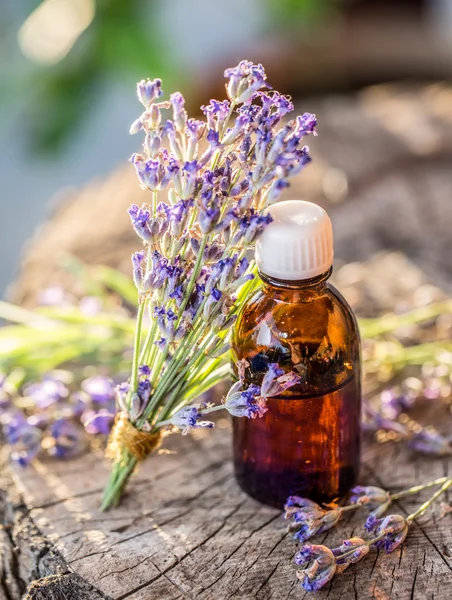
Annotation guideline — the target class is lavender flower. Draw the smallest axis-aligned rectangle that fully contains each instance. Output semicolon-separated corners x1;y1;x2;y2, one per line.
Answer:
81;376;115;404
294;545;336;592
132;251;145;289
224;381;267;419
170;405;214;435
224;60;269;104
82;409;115;435
137;78;162;108
332;538;369;573
2;412;42;466
350;485;391;518
24;378;69;410
48;419;85;459
128;203;152;241
368;514;409;553
284;496;342;542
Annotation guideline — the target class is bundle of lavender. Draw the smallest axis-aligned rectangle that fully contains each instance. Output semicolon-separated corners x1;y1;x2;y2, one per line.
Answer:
101;61;316;510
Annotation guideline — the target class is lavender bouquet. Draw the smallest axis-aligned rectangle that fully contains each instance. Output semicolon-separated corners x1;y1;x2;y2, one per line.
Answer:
101;61;316;510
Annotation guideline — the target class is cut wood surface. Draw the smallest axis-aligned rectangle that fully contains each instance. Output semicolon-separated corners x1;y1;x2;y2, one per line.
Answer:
2;410;452;600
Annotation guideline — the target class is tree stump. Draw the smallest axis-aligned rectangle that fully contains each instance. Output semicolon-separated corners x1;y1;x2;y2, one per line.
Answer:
1;405;452;600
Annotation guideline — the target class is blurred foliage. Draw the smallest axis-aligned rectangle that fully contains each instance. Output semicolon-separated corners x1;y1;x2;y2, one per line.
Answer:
26;0;177;152
265;0;342;28
19;0;344;153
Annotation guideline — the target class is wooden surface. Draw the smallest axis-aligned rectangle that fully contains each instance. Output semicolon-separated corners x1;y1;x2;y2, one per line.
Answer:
1;411;452;600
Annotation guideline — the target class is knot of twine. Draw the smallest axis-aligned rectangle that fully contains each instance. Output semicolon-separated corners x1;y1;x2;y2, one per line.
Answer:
106;413;162;463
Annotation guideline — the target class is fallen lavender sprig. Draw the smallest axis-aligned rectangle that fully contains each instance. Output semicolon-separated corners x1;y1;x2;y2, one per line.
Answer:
0;370;120;466
284;476;450;543
294;477;452;592
101;60;317;510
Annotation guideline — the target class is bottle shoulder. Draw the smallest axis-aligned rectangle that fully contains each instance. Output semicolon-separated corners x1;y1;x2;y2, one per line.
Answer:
232;282;361;395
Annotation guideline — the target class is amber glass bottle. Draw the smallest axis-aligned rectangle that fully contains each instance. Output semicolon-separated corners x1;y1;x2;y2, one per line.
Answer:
231;200;361;508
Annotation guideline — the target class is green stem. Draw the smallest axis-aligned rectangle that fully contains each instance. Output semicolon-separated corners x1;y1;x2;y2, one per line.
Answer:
406;477;452;522
130;301;146;394
139;314;158;366
101;452;137;511
391;477;449;500
359;300;452;338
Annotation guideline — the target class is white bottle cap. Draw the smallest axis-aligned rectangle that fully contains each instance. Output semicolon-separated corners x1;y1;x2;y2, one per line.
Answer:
255;200;334;280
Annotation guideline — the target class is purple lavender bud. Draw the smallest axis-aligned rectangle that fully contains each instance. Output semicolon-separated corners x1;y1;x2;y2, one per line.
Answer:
284;496;319;510
201;99;230;129
267;178;289;205
365;513;381;533
81;375;115;404
129;116;143;135
295;112;318;137
155;337;168;351
224;382;267;419
213;313;237;332
260;363;284;396
48;419;85;459
128;203;152;242
82;409;115;435
224;60;269;104
128;393;143;421
2;411;42;466
170;92;187;132
261;364;301;398
218;257;235;291
144;132;161;158
199;207;220;234
350;485;390;506
187;118;205;140
131;251;145;289
222;114;251;145
169;285;184;307
146;104;160;130
206;129;220;147
115;382;130;412
372;514;409;553
236;257;249;278
137;379;152;403
173;323;187;342
137;78;162;108
203;288;223;320
285;495;342;541
332;538;369;569
24;378;69;410
163;120;184;161
294;545;336;592
139;365;151;377
169;405;214;434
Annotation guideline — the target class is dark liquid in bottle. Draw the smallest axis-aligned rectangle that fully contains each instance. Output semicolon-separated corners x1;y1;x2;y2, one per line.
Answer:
233;376;360;508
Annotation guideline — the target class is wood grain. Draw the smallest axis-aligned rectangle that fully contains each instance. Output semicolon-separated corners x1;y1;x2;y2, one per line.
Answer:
2;412;452;600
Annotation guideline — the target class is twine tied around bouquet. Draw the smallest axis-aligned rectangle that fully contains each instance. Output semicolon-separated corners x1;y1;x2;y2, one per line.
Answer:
106;413;162;463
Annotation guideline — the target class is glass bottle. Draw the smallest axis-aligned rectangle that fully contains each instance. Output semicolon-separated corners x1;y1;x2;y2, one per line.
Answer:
231;200;361;508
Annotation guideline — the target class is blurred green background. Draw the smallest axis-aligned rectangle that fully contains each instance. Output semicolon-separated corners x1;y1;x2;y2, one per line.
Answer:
1;0;452;296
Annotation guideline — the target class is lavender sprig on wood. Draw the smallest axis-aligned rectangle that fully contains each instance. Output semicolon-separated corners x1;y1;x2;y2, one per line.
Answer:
286;477;452;592
101;60;316;510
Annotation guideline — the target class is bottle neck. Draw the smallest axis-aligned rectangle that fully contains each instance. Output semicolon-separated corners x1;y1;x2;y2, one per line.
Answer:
259;266;332;299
